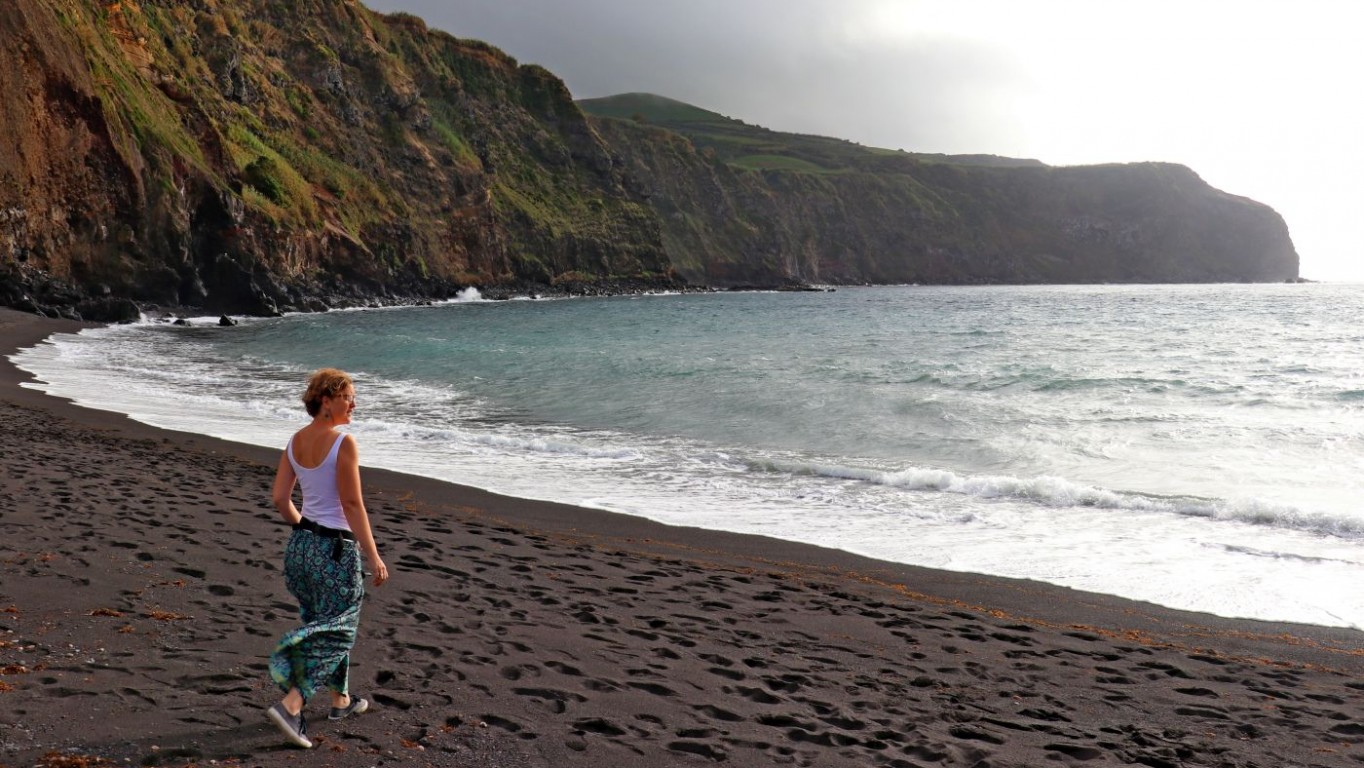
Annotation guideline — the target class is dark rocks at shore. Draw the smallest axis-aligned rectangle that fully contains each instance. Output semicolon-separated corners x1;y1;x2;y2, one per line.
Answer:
0;261;728;322
0;263;138;323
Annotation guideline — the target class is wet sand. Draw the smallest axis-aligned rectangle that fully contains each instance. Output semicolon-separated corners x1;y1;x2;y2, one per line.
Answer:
3;307;1364;767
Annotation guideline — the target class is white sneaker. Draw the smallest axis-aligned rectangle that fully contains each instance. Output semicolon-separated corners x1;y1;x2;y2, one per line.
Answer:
266;702;313;749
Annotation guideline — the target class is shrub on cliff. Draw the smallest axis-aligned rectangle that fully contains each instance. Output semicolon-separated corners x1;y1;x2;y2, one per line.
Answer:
243;157;286;204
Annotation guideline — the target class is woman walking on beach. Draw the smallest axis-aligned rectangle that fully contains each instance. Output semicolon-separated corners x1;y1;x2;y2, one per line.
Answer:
266;368;389;749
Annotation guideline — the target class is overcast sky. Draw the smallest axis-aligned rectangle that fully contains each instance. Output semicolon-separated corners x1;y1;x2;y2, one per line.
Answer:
366;0;1363;281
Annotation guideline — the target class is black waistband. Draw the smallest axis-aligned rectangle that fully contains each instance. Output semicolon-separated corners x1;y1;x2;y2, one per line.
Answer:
293;517;355;541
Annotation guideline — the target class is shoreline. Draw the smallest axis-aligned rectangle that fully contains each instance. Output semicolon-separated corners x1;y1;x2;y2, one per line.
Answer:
4;306;1364;767
18;291;1364;633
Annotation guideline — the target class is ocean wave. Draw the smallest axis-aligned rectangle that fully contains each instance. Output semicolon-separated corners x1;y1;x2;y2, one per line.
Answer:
437;287;488;303
1033;376;1183;393
1209;543;1364;566
751;457;1364;539
464;431;643;460
356;417;643;461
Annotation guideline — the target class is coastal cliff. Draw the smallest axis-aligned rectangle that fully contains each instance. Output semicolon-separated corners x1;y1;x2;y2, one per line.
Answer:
583;95;1297;287
0;1;1298;320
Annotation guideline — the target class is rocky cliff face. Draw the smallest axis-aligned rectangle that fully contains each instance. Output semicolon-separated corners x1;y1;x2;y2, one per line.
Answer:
0;1;1298;320
591;116;1298;287
0;0;677;319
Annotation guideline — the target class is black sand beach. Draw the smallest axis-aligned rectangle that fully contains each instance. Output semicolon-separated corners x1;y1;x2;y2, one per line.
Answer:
3;307;1364;767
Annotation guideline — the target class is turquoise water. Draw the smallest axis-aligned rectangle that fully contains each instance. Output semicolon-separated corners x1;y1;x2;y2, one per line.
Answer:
15;284;1364;627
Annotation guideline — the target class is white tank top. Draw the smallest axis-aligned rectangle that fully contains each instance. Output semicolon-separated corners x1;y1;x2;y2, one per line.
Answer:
286;432;351;531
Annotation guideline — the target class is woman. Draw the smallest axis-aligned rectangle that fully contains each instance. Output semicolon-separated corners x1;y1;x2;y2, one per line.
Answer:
266;368;389;749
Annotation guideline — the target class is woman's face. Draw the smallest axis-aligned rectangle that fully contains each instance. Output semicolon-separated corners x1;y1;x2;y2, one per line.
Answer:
324;385;356;425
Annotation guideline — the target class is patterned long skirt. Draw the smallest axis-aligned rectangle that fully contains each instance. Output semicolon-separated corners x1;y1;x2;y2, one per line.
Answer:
268;528;365;701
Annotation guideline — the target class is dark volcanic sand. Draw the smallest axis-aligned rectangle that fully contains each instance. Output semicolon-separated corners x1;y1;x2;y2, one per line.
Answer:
3;308;1364;768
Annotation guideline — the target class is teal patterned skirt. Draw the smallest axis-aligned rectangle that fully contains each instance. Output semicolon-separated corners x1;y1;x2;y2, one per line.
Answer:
269;528;365;701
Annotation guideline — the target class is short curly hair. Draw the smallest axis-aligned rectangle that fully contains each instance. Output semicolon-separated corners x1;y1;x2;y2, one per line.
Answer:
302;368;353;417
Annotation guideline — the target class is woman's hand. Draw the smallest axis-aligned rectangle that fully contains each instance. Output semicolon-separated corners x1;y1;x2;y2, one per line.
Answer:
371;556;389;587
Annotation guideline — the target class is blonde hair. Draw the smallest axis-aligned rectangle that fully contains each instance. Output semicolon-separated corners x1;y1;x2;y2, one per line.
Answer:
302;368;353;417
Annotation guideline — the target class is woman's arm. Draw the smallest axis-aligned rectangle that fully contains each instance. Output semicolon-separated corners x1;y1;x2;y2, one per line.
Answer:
271;451;303;525
336;435;389;586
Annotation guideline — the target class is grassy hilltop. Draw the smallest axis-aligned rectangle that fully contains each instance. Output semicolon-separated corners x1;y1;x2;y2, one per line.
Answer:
578;92;1044;172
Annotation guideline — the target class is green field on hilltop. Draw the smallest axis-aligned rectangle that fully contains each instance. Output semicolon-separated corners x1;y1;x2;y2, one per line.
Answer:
577;92;1042;174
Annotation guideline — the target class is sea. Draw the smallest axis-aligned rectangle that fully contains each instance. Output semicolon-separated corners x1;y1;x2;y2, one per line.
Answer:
12;283;1364;630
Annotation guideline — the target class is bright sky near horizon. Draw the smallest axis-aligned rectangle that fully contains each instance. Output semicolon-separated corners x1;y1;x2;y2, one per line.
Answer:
366;0;1363;282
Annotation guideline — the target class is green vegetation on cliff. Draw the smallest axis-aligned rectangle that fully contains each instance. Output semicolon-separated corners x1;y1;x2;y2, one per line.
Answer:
577;92;1046;173
1;0;676;316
